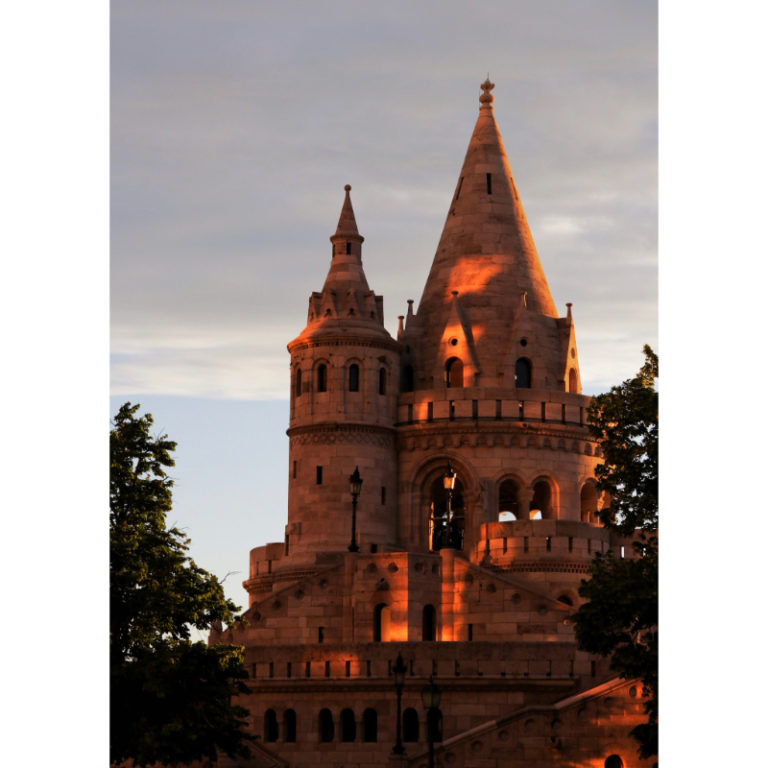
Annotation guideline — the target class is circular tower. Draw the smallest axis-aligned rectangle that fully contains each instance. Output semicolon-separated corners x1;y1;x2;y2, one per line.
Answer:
397;80;606;580
283;186;401;568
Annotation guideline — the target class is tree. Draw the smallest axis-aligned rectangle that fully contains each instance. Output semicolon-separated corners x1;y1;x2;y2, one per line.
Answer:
572;346;658;763
110;402;253;767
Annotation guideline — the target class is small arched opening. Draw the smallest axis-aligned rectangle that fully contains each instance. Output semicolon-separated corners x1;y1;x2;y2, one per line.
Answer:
294;368;302;398
340;708;356;742
568;367;578;393
581;482;598;523
498;479;520;520
348;363;360;392
605;756;624;768
316;363;328;393
422;604;436;641
446;357;464;388
318;708;334;742
403;708;419;742
264;709;279;742
283;709;297;742
362;708;378;742
515;358;532;388
373;603;390;642
529;480;553;519
427;708;443;743
379;367;387;395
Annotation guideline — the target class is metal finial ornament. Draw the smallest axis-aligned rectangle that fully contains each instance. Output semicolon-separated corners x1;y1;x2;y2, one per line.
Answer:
344;184;351;192
480;77;495;105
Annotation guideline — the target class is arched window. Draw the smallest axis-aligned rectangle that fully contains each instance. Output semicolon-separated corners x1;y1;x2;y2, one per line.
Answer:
318;708;334;742
403;708;419;742
515;358;532;388
402;364;415;392
498;479;520;520
340;708;356;742
581;483;598;523
529;480;552;519
379;367;387;395
316;364;328;393
428;475;465;552
605;756;624;768
295;368;302;398
362;708;378;742
422;604;436;641
349;364;359;392
283;709;297;742
568;367;578;393
427;708;443;742
557;595;574;607
373;603;390;642
446;357;463;388
264;709;279;742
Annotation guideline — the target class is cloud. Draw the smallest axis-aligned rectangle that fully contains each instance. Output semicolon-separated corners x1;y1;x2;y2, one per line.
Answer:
111;0;657;398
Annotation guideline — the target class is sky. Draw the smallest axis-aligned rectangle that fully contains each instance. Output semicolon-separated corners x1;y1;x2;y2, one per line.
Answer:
109;0;658;615
9;2;768;765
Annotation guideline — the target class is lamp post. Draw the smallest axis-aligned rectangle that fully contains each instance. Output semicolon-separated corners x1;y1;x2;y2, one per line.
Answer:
392;652;407;755
443;463;457;549
348;466;362;552
421;675;441;768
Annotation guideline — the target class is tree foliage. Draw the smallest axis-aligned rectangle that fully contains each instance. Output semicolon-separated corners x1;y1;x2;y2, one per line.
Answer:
573;346;658;763
110;402;252;767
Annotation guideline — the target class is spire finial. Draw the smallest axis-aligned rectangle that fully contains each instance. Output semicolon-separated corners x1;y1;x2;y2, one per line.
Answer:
345;184;351;192
480;77;495;106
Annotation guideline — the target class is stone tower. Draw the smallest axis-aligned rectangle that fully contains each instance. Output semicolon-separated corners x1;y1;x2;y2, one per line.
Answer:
218;81;646;768
284;185;401;568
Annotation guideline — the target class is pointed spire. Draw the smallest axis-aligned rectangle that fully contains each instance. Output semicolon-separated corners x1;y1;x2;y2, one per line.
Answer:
417;79;557;320
405;81;561;388
323;184;369;293
333;184;363;241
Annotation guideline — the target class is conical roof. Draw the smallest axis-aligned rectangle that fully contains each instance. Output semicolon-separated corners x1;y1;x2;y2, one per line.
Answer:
289;185;392;348
322;184;369;294
415;79;557;322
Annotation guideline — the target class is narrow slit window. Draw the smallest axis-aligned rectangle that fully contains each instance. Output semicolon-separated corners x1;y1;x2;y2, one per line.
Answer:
292;460;297;479
318;626;324;643
427;402;433;422
305;661;311;677
379;367;386;395
346;241;351;254
496;399;502;420
295;368;302;397
486;173;492;193
472;399;478;419
316;466;323;485
524;536;529;553
381;486;386;505
449;400;455;420
407;404;413;423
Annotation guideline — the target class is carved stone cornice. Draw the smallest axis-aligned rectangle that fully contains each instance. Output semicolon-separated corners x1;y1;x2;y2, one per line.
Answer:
288;422;396;447
289;335;402;354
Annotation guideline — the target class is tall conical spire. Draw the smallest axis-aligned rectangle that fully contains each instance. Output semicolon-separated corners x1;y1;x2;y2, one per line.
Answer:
323;184;369;293
416;79;557;320
403;81;563;390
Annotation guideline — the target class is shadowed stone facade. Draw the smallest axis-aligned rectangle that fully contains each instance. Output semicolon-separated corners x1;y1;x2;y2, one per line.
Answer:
212;80;648;768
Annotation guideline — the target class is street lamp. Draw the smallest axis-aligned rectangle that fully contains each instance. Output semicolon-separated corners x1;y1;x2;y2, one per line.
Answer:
421;675;441;768
348;466;362;552
443;463;457;549
392;652;407;755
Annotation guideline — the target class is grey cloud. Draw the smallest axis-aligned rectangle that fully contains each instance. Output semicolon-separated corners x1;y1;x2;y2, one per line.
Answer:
112;0;657;398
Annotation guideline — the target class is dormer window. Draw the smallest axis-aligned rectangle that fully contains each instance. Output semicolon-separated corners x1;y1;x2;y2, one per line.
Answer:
446;357;463;388
515;358;531;388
